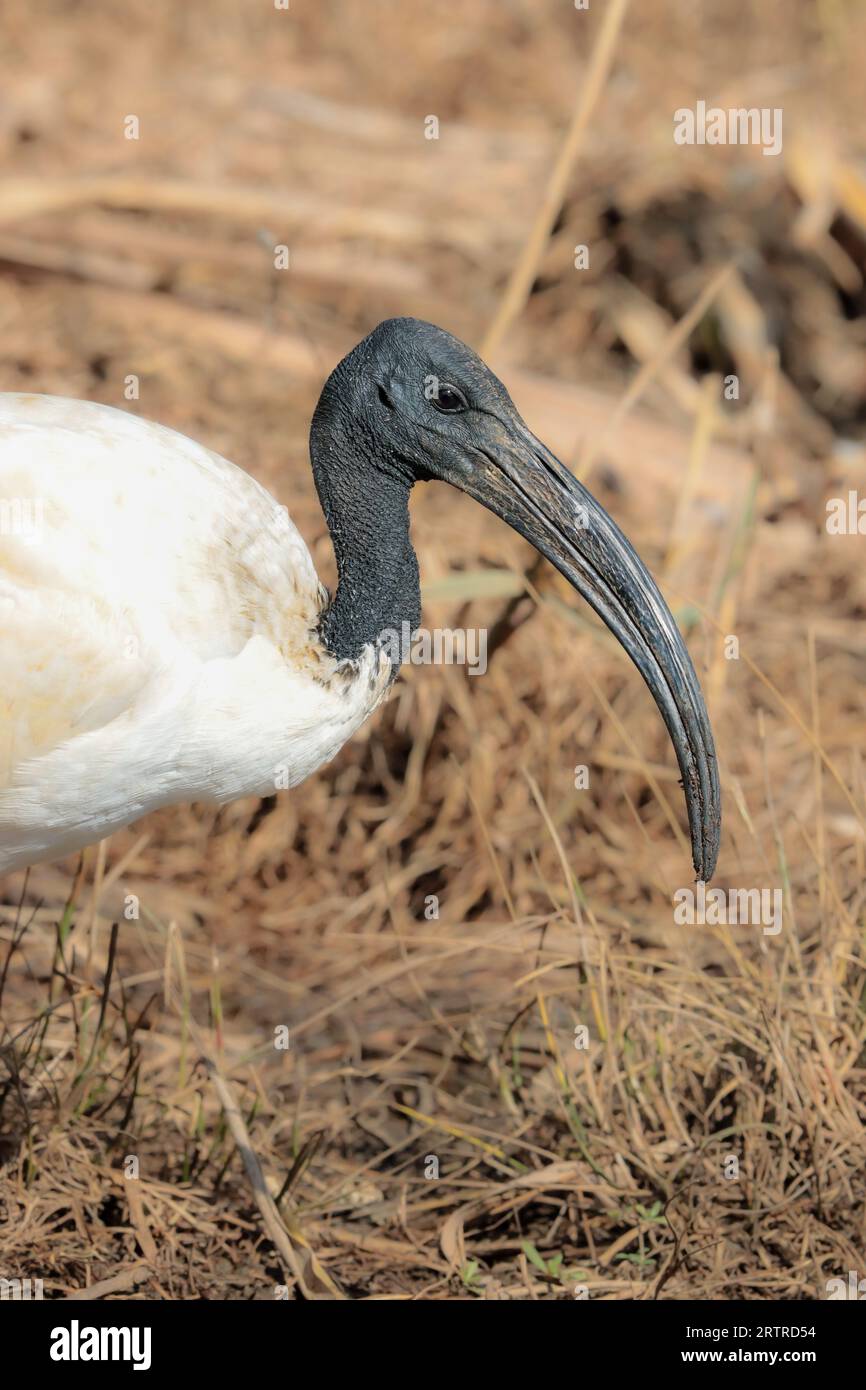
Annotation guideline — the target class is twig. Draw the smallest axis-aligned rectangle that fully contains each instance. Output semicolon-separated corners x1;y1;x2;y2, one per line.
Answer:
64;1262;151;1300
481;0;631;358
164;974;343;1300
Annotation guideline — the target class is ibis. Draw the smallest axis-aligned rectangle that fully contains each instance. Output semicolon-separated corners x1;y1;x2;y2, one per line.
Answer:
0;318;720;879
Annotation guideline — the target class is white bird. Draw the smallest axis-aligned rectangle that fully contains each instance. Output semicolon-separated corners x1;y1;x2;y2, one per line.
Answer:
0;318;720;879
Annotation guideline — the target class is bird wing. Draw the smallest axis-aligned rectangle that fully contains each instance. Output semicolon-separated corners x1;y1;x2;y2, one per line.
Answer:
0;393;323;789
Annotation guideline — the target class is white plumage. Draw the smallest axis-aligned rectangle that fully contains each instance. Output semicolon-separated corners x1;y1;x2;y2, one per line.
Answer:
0;393;389;874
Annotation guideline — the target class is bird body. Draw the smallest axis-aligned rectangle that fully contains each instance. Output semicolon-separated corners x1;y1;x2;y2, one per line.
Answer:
0;319;721;880
0;394;388;873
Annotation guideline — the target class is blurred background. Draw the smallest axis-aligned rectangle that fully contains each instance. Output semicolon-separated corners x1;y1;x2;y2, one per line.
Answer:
1;0;864;1300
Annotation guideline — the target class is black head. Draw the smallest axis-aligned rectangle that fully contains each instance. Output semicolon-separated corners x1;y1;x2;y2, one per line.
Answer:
311;317;721;881
311;317;516;488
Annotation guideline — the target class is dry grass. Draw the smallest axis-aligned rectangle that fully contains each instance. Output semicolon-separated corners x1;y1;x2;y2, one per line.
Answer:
1;0;865;1300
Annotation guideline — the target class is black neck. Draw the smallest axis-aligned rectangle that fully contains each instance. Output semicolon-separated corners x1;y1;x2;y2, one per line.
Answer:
311;400;421;665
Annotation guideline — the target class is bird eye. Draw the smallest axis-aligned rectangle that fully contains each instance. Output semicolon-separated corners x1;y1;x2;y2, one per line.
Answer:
431;382;467;414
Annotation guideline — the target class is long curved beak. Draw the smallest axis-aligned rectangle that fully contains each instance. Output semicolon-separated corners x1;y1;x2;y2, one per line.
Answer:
458;419;721;881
